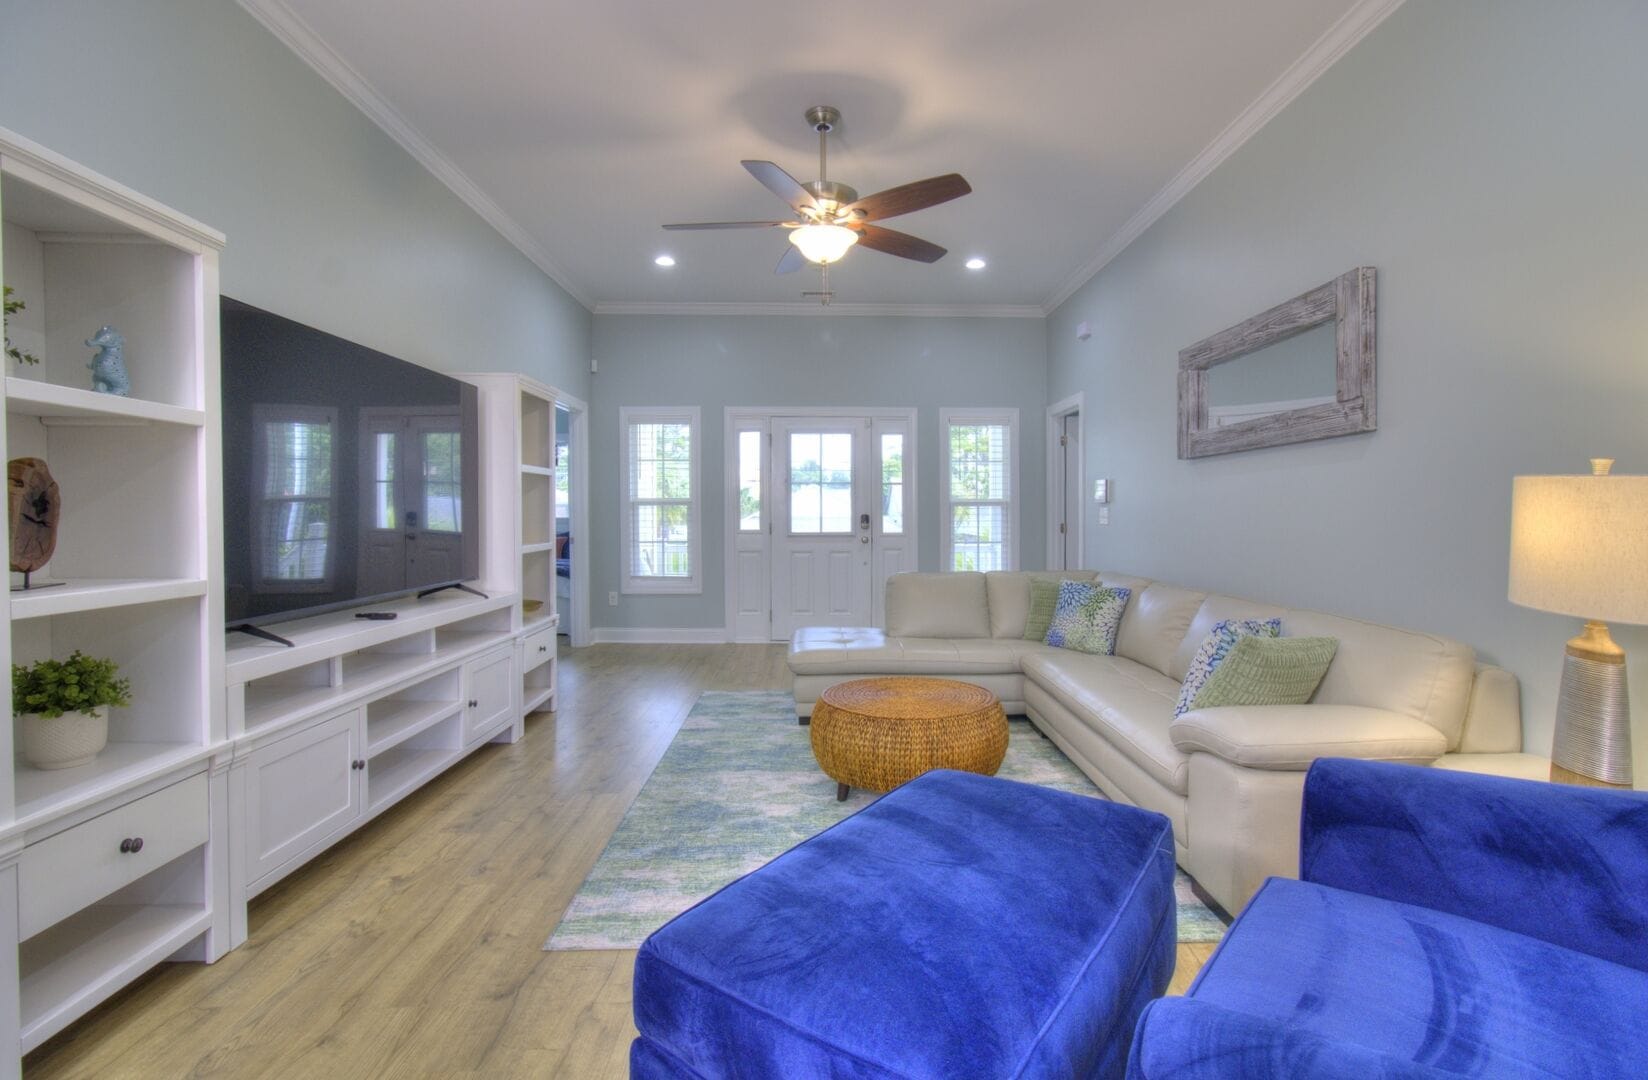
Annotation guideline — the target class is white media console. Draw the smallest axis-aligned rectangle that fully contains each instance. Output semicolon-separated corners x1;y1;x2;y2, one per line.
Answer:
0;129;564;1071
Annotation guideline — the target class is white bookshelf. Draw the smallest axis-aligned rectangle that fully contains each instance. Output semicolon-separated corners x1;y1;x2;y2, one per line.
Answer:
468;374;562;716
0;127;227;1066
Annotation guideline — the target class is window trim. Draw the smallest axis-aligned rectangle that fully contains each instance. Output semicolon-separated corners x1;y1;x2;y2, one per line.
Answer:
620;406;702;595
940;407;1020;573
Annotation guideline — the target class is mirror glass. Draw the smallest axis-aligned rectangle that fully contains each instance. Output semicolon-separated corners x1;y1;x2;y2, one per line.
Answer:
1203;321;1336;427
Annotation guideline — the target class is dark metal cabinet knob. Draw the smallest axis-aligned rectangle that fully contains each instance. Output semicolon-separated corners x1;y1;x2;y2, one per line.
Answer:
538;644;548;652
468;698;479;708
119;837;144;854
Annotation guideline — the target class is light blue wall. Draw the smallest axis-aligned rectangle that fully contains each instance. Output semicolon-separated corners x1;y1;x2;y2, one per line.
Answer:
591;315;1048;630
1047;0;1648;779
0;0;590;396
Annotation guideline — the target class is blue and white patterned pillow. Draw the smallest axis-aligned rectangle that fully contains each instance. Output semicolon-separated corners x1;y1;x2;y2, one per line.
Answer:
1175;618;1283;716
1044;581;1132;655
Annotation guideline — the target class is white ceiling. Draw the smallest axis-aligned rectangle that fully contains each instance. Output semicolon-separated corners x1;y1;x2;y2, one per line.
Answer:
253;0;1378;311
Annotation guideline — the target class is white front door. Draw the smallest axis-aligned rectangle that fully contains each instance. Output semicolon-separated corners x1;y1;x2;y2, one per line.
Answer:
727;409;914;642
771;418;873;639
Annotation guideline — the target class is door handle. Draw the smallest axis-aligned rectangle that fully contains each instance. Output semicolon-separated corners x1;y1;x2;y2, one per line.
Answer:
860;536;869;544
859;513;870;530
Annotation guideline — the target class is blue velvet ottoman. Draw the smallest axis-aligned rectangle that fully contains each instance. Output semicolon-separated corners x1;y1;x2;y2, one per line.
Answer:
631;769;1176;1079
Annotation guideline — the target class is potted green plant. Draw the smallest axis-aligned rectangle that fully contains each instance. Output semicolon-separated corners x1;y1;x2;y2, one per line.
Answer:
12;651;131;770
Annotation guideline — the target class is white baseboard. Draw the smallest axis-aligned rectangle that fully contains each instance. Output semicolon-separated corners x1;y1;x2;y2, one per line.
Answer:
589;626;731;644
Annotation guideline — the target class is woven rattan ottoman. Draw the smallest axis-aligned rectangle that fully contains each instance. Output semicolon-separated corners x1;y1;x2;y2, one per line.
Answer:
809;676;1008;800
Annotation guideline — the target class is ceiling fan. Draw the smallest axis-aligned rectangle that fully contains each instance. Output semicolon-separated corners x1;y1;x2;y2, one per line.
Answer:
663;105;972;276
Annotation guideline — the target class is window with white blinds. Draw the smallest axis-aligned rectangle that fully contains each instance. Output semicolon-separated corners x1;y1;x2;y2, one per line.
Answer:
941;409;1018;572
621;407;701;593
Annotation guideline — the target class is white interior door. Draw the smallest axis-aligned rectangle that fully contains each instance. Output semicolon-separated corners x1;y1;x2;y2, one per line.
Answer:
1062;411;1082;569
770;418;873;638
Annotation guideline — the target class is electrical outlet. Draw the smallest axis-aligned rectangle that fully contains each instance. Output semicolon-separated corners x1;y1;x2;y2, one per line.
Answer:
1098;507;1110;526
608;591;618;606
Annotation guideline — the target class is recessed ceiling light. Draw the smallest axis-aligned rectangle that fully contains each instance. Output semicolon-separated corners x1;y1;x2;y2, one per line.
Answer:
964;257;987;271
654;254;676;267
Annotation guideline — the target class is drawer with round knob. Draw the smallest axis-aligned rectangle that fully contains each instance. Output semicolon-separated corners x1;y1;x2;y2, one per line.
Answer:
18;772;209;939
522;627;555;672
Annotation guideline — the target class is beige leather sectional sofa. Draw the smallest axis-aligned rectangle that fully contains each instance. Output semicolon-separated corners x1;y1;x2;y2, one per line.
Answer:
788;570;1540;913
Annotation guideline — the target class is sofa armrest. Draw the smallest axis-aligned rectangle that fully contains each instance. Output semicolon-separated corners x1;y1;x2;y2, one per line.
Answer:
1301;758;1648;973
1127;998;1452;1080
1169;705;1446;770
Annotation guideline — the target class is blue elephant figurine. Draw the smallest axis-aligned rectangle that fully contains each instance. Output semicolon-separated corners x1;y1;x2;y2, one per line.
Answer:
85;325;130;396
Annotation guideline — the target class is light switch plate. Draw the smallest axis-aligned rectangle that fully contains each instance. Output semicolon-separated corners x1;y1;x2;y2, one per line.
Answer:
1092;478;1109;503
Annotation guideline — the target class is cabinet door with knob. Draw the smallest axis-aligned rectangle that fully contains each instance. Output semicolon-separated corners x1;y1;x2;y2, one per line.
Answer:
241;708;364;891
462;646;516;745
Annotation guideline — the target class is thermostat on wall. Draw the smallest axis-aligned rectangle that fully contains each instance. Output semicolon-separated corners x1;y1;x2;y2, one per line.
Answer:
1076;321;1093;341
1093;478;1110;503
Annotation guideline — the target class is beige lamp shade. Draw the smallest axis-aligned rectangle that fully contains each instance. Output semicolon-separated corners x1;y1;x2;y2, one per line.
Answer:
1509;472;1648;624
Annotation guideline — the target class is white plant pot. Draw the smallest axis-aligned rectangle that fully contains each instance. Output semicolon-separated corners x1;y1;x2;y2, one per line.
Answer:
18;706;109;770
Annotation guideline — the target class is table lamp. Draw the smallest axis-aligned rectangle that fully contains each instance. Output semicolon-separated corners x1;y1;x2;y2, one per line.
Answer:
1509;458;1648;788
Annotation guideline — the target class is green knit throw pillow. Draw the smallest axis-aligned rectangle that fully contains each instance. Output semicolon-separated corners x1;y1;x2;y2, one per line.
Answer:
1191;635;1339;710
1023;578;1065;641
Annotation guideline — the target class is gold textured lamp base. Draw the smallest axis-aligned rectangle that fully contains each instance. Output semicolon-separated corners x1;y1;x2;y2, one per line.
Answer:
1549;621;1633;789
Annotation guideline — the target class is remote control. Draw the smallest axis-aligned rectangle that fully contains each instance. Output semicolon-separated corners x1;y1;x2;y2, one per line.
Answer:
355;612;398;620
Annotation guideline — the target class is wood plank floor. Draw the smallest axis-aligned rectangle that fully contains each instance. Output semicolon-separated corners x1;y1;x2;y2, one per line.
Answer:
25;644;1211;1078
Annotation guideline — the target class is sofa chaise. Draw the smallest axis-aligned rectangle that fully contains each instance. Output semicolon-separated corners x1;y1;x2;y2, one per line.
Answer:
1127;758;1648;1078
787;571;1534;913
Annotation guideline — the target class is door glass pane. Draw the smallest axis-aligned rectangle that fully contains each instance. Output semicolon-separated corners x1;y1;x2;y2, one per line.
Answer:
880;433;904;534
373;432;397;529
422;430;461;532
738;430;762;531
788;432;821;533
788;431;853;534
820;433;853;532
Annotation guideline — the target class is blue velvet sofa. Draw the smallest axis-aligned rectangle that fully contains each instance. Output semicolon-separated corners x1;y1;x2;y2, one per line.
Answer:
1128;758;1648;1078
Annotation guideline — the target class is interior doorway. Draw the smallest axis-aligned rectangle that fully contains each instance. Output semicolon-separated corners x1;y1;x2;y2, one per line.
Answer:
554;391;590;647
1047;393;1085;571
725;408;916;642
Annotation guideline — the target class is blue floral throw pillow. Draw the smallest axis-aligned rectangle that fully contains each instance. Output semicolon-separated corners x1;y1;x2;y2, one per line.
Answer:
1175;618;1283;716
1044;581;1132;654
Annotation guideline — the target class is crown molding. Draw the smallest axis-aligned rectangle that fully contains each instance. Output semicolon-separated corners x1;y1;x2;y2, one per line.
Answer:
0;126;226;252
1040;0;1407;315
236;0;594;310
591;301;1046;318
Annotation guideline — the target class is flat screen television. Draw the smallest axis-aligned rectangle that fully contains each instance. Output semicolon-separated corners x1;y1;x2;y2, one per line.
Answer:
221;297;480;628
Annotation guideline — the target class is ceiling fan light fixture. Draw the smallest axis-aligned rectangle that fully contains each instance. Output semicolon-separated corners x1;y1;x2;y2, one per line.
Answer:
964;257;987;270
653;254;677;267
788;223;858;265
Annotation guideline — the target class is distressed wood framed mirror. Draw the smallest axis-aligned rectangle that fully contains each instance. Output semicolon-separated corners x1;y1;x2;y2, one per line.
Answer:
1177;267;1376;459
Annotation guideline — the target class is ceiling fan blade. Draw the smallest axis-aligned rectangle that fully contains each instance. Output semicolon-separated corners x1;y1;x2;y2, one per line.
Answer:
662;221;793;230
775;245;806;274
854;224;947;263
743;160;819;214
843;174;971;222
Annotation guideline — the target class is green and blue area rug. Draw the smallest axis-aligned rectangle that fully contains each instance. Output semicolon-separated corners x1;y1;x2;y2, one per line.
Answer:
546;690;1228;950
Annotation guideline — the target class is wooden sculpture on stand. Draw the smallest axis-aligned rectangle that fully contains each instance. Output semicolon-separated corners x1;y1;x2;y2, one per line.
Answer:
9;456;62;590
